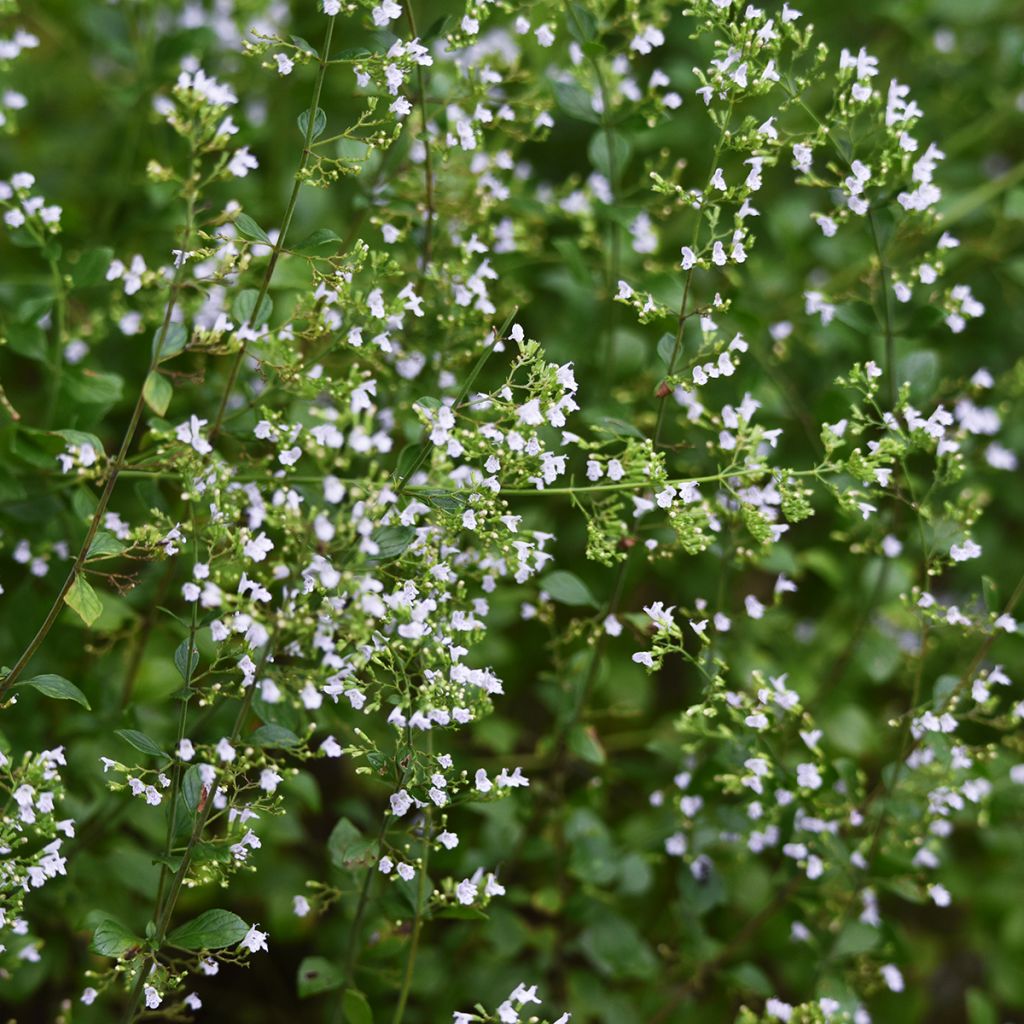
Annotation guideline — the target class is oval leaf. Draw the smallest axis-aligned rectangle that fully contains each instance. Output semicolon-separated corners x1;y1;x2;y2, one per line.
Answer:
143;371;172;416
16;673;91;710
297;956;344;999
167;909;249;951
539;570;599;608
91;916;142;957
370;525;415;561
235;213;271;244
297;106;327;142
114;728;168;759
64;574;103;626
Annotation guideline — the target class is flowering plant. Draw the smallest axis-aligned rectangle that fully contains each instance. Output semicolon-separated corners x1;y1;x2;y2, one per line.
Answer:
1;1;1024;1022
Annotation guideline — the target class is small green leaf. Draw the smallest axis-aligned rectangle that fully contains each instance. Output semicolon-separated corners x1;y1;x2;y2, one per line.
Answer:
167;909;249;951
297;106;327;142
114;728;168;759
552;80;600;124
235;213;272;244
297;956;344;999
4;322;48;361
86;531;125;560
539;570;599;608
232;289;273;328
55;428;105;454
152;323;188;363
289;34;317;55
65;574;103;626
143;371;172;416
174;639;199;682
64;368;124;405
249;723;301;748
16;673;91;710
568;723;606;765
342;987;374;1024
588;130;632;180
328;817;377;869
982;575;1000;614
292;228;342;257
182;763;206;811
72;246;114;288
90;916;142;957
657;332;678;369
370;525;416;561
566;2;598;43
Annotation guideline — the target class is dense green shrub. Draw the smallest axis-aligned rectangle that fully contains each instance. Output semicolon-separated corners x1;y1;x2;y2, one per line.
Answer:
2;1;1024;1022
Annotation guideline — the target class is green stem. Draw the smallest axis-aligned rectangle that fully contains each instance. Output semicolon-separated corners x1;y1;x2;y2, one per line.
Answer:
654;101;735;447
391;804;432;1024
404;2;434;273
211;13;337;437
45;255;66;426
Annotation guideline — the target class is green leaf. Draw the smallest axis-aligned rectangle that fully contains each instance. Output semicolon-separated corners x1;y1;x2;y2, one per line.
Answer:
594;415;645;440
657;332;678;369
143;371;172;415
579;916;658;980
72;246;114;288
297;106;327;142
232;289;273;328
297;956;344;999
249;723;301;748
114;728;168;760
568;722;606;765
174;639;199;682
831;921;880;958
235;213;272;244
64;574;103;626
86;531;125;560
55;428;105;453
565;2;597;43
4;322;48;361
182;763;206;812
342;988;374;1024
539;569;599;608
166;909;249;951
982;575;1000;614
289;34;317;55
370;525;416;561
292;228;343;257
588;130;632;180
552;80;600;124
90;916;142;957
152;323;188;363
16;673;91;710
64;368;124;405
328;817;377;869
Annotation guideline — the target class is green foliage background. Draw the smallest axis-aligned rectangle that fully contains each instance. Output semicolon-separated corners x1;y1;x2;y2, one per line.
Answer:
1;1;1024;1022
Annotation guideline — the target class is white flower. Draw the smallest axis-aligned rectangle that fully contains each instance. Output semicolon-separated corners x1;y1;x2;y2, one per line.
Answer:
175;415;212;455
239;924;269;953
144;985;162;1009
228;146;259;178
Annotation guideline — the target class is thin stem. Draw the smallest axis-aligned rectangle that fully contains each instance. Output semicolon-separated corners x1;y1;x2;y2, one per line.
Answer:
867;207;898;406
210;14;337;437
564;1;622;367
118;463;829;497
120;682;259;1024
391;804;432;1024
654;101;735;446
0;170;199;700
45;255;66;426
404;2;434;273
